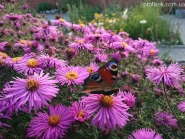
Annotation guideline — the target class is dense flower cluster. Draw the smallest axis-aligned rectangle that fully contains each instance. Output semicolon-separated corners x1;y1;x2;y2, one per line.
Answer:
0;1;184;139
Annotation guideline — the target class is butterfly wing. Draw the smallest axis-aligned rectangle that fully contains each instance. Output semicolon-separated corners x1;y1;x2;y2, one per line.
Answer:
82;59;119;95
98;59;118;86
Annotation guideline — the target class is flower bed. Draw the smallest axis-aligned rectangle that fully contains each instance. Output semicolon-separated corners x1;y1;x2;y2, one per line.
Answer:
0;1;185;138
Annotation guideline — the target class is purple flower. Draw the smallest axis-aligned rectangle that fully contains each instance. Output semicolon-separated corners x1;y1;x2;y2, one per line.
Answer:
0;83;28;115
3;14;22;21
94;53;108;63
118;91;136;108
23;4;28;9
142;42;159;57
52;18;72;28
86;62;99;74
111;52;122;62
69;37;93;51
154;111;178;128
128;128;163;139
4;72;59;113
55;66;89;86
152;59;163;66
145;63;183;87
38;54;66;69
177;101;185;112
81;94;131;130
27;104;74;139
112;41;135;52
0;113;12;130
13;53;43;75
72;101;89;122
0;41;8;51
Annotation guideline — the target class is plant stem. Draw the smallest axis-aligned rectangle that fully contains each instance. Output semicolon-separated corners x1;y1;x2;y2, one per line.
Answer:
162;81;185;130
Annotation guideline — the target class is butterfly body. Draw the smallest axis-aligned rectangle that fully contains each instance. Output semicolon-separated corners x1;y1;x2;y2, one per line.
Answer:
83;59;119;95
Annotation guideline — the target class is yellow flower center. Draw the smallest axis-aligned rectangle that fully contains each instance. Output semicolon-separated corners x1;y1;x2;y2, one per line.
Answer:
12;57;22;62
27;59;38;68
100;95;114;107
77;39;83;44
78;110;85;118
48;114;61;126
0;52;8;59
80;23;85;27
149;49;155;55
27;41;32;47
66;71;78;80
59;18;65;23
122;42;128;47
0;59;5;65
26;79;40;91
87;67;94;74
95;33;100;37
20;40;27;44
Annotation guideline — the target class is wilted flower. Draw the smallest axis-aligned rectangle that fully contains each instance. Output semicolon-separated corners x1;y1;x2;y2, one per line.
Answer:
154;111;178;128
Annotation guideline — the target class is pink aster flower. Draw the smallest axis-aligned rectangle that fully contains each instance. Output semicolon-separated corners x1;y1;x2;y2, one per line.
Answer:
94;53;108;63
73;23;90;33
145;63;183;87
52;18;72;28
154;111;178;128
36;23;58;37
86;62;99;74
55;66;89;86
81;94;131;130
4;72;59;113
0;41;8;51
72;101;89;122
0;104;12;128
118;91;136;108
142;42;159;57
112;41;135;52
38;54;66;69
13;53;43;75
177;101;185;112
111;52;122;62
0;83;28;115
3;14;22;21
69;37;93;51
152;59;163;66
27;104;74;139
128;128;163;139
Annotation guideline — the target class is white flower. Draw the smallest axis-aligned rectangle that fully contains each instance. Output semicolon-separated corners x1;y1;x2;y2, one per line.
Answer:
122;8;128;20
98;22;104;26
140;20;147;24
109;20;116;23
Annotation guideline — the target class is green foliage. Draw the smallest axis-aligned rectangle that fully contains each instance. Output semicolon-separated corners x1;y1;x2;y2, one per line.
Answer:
67;0;101;24
37;3;52;12
60;0;87;13
123;3;169;41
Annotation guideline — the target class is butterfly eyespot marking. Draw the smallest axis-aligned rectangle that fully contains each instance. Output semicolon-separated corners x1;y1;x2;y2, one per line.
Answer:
108;62;118;71
91;73;101;81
